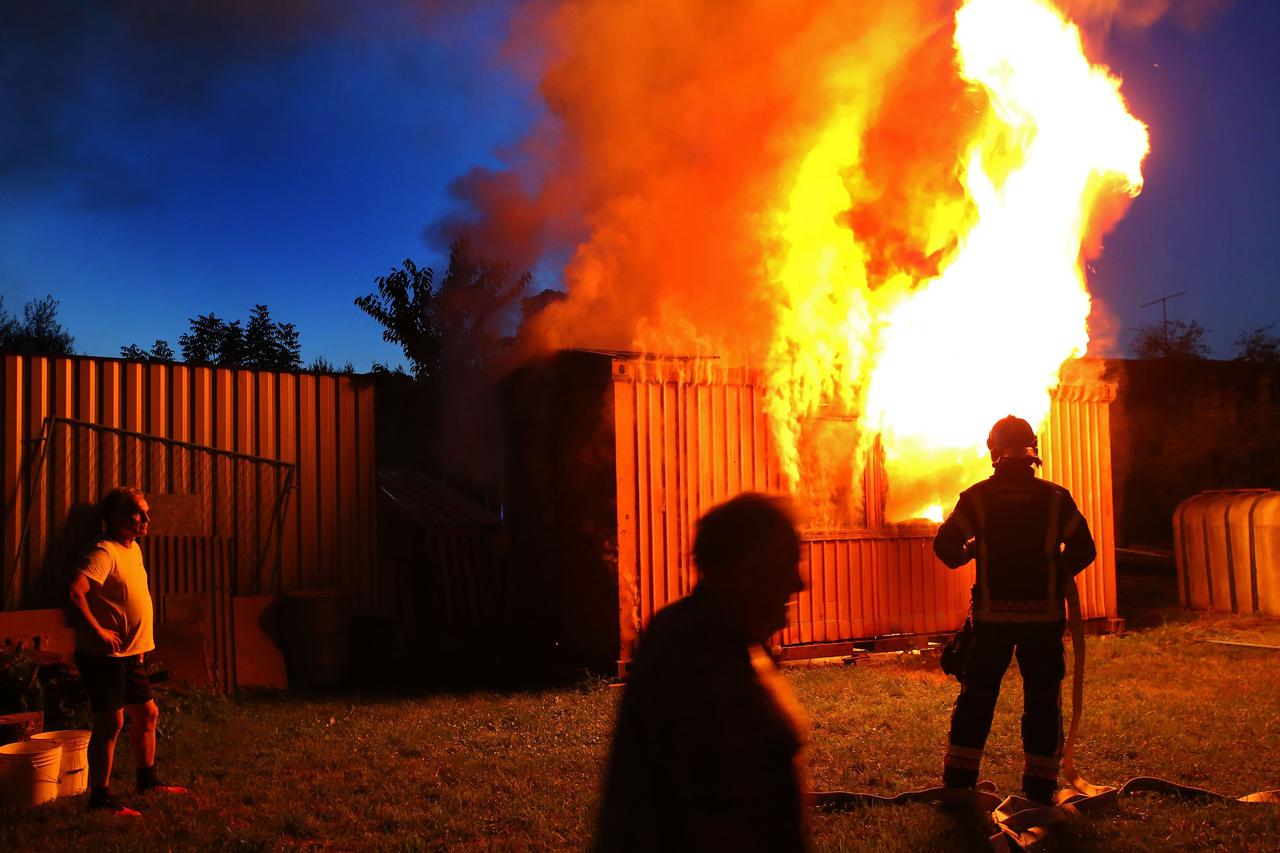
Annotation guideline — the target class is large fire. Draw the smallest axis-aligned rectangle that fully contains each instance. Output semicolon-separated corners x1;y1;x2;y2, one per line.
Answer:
476;0;1150;526
764;0;1148;521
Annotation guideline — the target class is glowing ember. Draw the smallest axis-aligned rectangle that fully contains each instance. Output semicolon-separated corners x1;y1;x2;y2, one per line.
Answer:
765;0;1148;521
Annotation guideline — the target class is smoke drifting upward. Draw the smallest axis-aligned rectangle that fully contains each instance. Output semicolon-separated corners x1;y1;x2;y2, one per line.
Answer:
438;1;980;363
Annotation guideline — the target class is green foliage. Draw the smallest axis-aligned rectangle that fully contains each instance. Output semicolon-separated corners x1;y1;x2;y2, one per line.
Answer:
307;356;356;374
1233;326;1280;364
355;240;529;381
177;304;302;370
370;361;408;376
120;338;175;361
0;294;75;356
1128;319;1211;360
151;338;175;361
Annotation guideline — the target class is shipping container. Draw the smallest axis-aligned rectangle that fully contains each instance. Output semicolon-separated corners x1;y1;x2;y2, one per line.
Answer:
506;350;1121;674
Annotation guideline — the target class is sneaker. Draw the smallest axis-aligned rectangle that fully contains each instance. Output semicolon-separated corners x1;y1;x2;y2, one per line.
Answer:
88;794;142;817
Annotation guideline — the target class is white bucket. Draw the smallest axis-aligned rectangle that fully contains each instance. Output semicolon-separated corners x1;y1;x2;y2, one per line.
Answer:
0;740;63;807
29;730;92;797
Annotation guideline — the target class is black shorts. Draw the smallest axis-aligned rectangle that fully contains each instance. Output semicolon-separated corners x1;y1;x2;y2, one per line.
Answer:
75;652;153;714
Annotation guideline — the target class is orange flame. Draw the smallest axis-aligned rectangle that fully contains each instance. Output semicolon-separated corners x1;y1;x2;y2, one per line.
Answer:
765;0;1148;522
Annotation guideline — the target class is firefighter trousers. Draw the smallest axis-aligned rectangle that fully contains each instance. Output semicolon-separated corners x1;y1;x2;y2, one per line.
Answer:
942;619;1066;800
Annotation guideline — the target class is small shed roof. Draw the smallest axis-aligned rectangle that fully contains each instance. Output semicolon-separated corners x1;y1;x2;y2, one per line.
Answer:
377;467;501;528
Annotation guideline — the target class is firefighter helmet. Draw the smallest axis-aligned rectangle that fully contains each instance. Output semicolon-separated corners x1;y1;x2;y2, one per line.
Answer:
987;415;1041;466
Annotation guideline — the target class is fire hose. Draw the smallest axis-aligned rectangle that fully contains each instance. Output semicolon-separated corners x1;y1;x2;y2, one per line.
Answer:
812;580;1280;851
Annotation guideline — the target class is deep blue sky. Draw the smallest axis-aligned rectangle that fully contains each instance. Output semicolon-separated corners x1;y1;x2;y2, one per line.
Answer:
1;1;1277;368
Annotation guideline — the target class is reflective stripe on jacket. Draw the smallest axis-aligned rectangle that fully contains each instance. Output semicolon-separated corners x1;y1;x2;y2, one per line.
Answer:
933;464;1096;623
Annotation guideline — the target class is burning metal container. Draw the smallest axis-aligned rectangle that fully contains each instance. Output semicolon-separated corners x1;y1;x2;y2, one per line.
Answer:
506;349;1118;674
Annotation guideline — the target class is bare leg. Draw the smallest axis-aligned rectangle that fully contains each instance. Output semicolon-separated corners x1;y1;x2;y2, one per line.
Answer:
88;709;125;790
126;699;159;770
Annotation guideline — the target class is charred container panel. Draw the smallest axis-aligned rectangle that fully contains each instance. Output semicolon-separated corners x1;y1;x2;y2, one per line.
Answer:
504;351;624;671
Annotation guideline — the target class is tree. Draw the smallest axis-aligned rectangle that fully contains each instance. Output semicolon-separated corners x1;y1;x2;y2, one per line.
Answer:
1128;319;1210;360
0;295;75;356
308;356;356;374
177;305;302;370
151;339;175;361
1233;326;1280;364
243;304;301;371
355;240;529;381
119;339;175;362
355;258;440;380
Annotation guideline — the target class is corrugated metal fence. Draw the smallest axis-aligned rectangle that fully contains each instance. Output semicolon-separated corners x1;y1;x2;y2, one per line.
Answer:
2;355;378;628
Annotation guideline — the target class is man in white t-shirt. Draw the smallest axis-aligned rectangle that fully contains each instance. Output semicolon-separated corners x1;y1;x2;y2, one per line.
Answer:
70;487;188;815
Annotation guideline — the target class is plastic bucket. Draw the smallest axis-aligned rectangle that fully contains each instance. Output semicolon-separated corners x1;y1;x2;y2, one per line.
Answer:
29;730;92;797
0;740;63;807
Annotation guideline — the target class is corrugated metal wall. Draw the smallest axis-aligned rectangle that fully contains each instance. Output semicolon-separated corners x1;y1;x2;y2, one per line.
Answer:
611;358;779;652
611;355;1118;663
1;355;378;621
1041;382;1119;624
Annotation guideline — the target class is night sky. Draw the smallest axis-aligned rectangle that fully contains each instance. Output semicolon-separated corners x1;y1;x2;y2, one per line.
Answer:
1;0;1277;368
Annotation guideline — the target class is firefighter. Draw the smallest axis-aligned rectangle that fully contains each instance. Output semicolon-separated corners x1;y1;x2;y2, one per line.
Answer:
933;415;1096;804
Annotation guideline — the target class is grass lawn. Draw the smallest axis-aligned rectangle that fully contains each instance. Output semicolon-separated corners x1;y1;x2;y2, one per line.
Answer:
3;609;1278;850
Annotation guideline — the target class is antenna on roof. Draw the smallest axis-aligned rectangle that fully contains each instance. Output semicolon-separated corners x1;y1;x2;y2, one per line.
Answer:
1139;291;1186;349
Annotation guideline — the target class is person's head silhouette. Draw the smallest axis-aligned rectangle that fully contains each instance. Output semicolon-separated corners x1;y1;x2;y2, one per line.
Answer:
693;492;803;642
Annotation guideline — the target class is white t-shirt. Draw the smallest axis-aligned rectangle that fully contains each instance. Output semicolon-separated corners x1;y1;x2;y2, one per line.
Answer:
76;539;155;657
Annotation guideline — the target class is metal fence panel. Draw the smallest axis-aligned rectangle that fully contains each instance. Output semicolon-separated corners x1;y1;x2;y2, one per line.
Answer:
2;355;378;627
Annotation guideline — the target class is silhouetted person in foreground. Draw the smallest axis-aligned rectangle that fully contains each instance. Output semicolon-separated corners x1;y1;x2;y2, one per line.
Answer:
69;487;189;815
596;493;810;852
934;417;1096;804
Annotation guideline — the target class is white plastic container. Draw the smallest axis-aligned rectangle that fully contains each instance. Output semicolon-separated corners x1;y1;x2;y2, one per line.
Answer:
1174;489;1280;615
29;730;92;797
0;740;63;807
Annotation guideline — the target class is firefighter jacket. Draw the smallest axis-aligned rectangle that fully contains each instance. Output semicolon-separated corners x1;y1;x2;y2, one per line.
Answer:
933;463;1096;623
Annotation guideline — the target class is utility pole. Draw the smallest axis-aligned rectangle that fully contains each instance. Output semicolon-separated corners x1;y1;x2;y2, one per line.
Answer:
1140;291;1185;352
